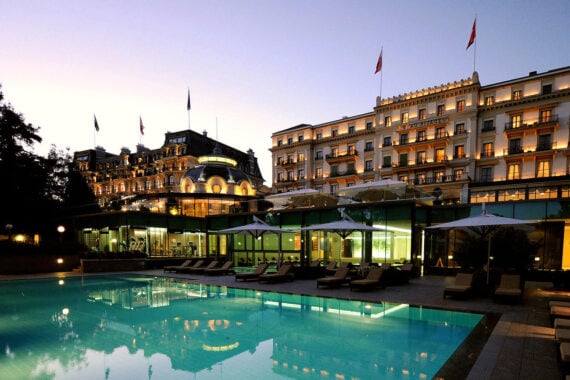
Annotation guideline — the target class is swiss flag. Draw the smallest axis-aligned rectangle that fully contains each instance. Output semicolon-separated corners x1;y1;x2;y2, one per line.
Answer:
374;48;383;74
139;116;144;135
466;18;476;50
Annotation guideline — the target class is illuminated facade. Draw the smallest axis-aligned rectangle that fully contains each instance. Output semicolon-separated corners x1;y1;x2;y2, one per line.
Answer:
74;129;266;217
271;67;570;206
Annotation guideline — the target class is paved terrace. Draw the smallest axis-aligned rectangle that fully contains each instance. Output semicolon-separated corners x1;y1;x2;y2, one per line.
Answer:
2;270;566;379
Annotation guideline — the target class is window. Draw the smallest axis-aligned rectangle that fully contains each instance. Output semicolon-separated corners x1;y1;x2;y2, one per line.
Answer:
416;151;427;164
437;104;445;116
298;169;305;180
512;90;522;100
315;150;323;160
298;152;305;161
482;142;494;158
330;147;339;157
348;125;355;134
330;165;338;176
287;137;293;145
508;138;522;154
454;169;464;181
484;95;494;106
287;171;294;181
365;141;374;152
456;100;465;112
401;112;409;123
316;132;323;140
543;84;552;95
399;153;408;167
435;127;446;139
331;129;338;137
454;145;465;159
277;139;283;147
434;170;444;182
540;109;552;123
537;134;551;151
483;119;494;131
511;114;522;129
384;116;392;127
454;123;465;135
417;130;427;142
298;134;304;142
348;144;356;155
481;167;493;182
399;133;409;145
416;172;426;184
383;136;392;147
507;163;521;180
277;172;284;182
537;160;551;178
366;121;373;130
330;184;338;195
398;175;408;182
382;155;392;168
418;108;426;120
365;160;374;172
435;148;446;162
315;167;323;178
277;156;283;165
287;154;294;163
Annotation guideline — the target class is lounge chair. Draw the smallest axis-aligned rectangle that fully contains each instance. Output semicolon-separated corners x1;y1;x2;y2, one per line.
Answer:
164;259;193;273
350;267;384;291
317;267;350;288
258;263;294;283
186;260;219;274
235;263;269;281
494;274;523;301
176;259;205;273
204;261;234;276
324;261;338;275
443;273;473;299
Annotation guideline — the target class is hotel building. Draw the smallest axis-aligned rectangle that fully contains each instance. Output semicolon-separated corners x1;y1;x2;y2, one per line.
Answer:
271;67;570;206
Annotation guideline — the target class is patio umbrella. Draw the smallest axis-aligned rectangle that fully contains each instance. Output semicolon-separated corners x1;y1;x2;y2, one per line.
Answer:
215;216;291;263
301;213;385;266
426;207;535;284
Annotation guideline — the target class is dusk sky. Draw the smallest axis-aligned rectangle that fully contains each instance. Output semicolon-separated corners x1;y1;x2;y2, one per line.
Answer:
2;0;570;182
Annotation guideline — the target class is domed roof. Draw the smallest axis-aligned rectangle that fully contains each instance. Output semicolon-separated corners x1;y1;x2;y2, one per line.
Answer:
182;143;252;185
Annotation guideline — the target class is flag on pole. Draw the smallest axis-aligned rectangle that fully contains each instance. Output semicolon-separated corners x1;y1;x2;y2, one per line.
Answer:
94;114;99;132
374;48;383;74
139;116;144;135
187;89;191;111
466;18;476;50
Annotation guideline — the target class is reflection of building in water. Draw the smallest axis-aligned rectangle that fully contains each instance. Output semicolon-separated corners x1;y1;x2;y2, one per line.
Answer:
83;278;480;378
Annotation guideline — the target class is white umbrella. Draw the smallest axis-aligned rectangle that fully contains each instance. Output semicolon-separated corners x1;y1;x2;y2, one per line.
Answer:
426;207;535;284
301;213;384;267
215;216;291;263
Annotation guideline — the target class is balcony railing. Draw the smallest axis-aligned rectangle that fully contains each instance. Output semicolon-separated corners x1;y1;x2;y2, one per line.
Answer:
409;173;467;186
504;114;559;131
480;151;495;158
506;146;523;155
325;151;358;161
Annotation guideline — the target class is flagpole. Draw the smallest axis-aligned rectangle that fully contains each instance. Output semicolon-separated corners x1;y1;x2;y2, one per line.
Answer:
187;88;191;130
473;15;477;72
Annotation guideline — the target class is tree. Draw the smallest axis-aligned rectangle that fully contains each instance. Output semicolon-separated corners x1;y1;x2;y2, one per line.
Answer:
0;85;53;232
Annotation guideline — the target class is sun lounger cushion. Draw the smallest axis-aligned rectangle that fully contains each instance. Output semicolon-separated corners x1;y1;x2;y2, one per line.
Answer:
550;301;570;308
443;273;473;298
561;342;570;362
555;318;570;329
551;306;570;319
556;328;570;343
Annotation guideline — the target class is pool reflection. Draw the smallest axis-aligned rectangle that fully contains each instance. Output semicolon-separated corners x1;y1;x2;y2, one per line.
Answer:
0;275;482;379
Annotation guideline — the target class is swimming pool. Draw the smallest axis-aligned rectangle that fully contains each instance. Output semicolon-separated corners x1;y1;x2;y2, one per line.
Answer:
0;275;485;379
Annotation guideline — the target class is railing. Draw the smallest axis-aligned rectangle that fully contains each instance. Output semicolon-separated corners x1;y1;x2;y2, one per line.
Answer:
505;146;523;155
480;151;495;158
504;114;558;130
325;151;358;160
408;173;467;186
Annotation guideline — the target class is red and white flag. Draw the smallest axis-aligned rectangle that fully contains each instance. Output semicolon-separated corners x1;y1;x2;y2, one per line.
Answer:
374;48;383;74
139;116;145;135
466;18;476;50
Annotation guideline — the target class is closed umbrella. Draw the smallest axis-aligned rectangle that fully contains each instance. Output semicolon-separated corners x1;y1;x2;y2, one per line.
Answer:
426;207;534;284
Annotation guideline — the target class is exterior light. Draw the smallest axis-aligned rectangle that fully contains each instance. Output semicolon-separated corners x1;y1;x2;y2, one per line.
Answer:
62;308;69;315
57;258;64;264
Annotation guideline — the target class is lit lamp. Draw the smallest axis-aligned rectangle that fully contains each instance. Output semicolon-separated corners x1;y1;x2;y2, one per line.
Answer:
57;225;65;243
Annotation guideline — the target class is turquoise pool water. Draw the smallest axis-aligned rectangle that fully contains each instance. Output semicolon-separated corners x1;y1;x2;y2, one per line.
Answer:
0;275;483;379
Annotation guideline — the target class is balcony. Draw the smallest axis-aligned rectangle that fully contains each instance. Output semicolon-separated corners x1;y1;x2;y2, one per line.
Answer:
536;142;553;151
480;151;495;158
325;150;358;163
505;146;523;155
409;173;467;186
504;114;559;131
329;169;358;178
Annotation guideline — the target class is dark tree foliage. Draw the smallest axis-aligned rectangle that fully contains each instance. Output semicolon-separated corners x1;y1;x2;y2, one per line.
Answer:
0;86;99;237
0;85;53;233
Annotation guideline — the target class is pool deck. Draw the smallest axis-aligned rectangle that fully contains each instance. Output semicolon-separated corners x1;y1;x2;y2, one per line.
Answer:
2;270;565;379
